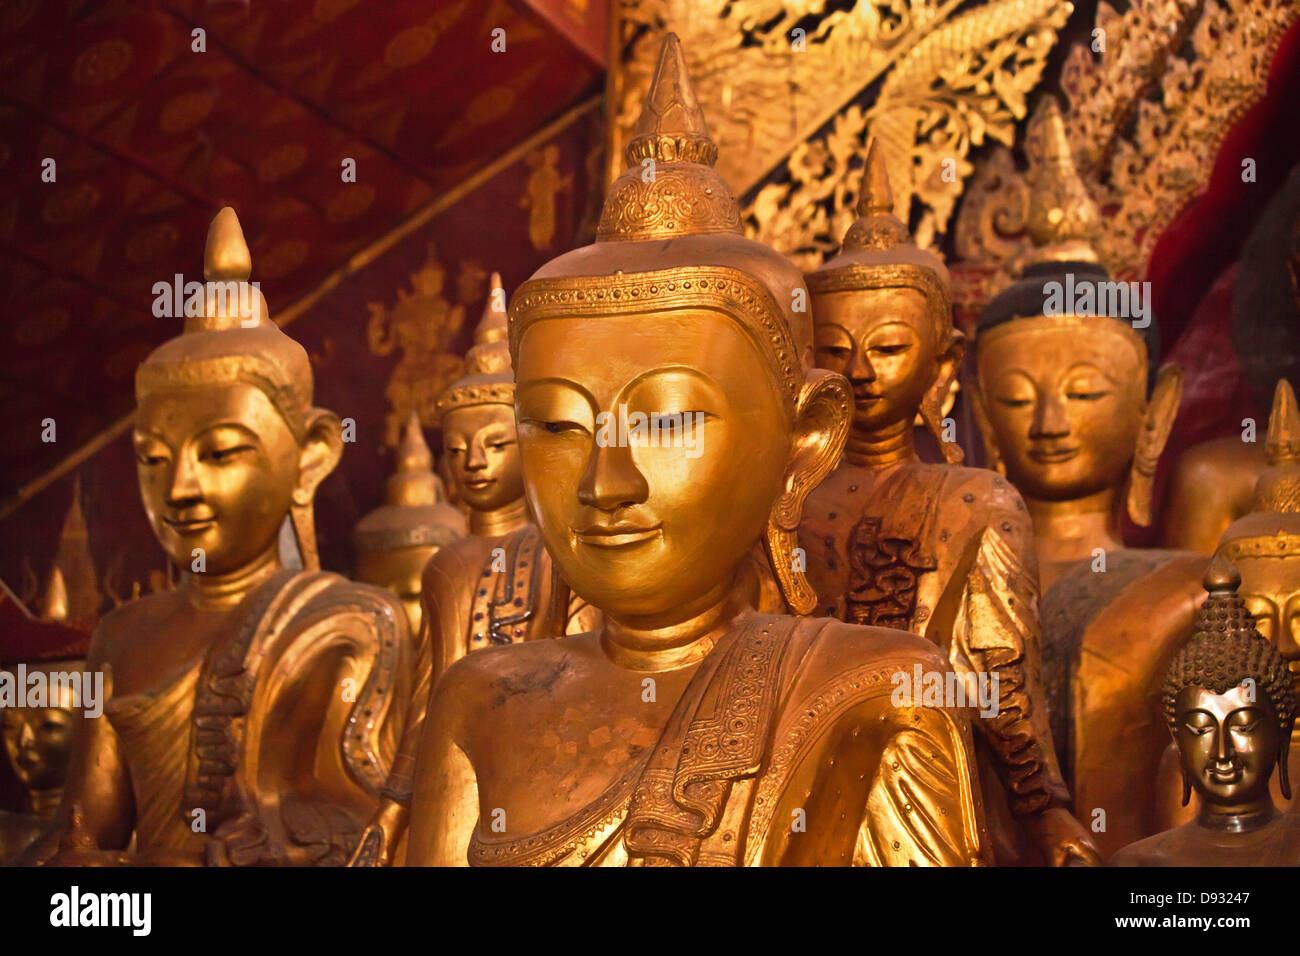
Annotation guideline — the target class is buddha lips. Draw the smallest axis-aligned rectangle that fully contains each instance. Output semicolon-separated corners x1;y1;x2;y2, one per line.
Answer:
594;405;706;459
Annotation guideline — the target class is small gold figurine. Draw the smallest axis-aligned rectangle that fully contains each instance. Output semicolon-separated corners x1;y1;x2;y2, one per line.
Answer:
350;274;595;866
801;138;1094;865
36;208;412;866
1112;557;1300;866
972;97;1204;856
404;34;988;867
354;411;467;635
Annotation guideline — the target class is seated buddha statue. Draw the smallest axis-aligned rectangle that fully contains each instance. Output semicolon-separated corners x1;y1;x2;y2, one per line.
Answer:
972;97;1206;856
800;138;1093;866
1156;379;1300;826
350;274;596;866
404;33;990;867
353;410;467;634
1112;557;1300;865
33;208;413;866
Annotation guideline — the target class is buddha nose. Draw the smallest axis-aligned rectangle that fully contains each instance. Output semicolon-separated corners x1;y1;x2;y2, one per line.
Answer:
1031;393;1069;439
846;347;875;383
167;450;203;505
465;440;488;471
17;720;35;749
1215;724;1233;763
578;437;649;511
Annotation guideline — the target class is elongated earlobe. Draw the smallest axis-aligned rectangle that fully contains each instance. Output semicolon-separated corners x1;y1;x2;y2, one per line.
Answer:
1127;364;1184;526
768;369;851;614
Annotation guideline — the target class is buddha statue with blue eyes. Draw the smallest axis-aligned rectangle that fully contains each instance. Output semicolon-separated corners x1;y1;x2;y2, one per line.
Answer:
403;34;989;867
1112;557;1300;866
32;208;413;866
800;139;1094;866
349;274;596;866
973;97;1205;856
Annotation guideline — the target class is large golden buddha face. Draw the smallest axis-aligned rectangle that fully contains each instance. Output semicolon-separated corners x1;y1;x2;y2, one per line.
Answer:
515;310;791;622
813;287;942;431
1235;555;1300;666
1;676;76;791
441;404;524;513
1174;684;1280;807
134;382;304;574
977;317;1146;500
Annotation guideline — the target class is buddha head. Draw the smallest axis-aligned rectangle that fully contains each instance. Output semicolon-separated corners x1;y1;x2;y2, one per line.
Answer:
807;139;962;463
436;273;525;518
133;208;343;574
508;33;850;619
354;412;467;632
1218;379;1300;666
1163;557;1296;810
1;660;80;796
974;98;1181;524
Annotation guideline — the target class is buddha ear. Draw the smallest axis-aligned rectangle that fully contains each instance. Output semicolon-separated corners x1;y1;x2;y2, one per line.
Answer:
289;409;344;573
1280;725;1293;802
1126;364;1184;527
765;369;851;614
294;408;344;506
966;375;1004;475
919;329;967;464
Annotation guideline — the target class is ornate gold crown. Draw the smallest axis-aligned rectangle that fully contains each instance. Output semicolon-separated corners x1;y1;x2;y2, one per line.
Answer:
510;33;812;410
437;271;516;416
135;207;313;440
1219;379;1300;560
1018;96;1103;269
806;138;952;332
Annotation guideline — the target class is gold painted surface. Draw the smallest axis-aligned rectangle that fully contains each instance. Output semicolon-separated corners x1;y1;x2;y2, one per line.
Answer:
28;209;413;867
404;34;987;868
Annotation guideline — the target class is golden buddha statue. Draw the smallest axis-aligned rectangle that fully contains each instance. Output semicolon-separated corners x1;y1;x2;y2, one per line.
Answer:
354;411;467;634
972;97;1205;857
404;34;989;867
1112;557;1300;865
800;139;1093;865
1;659;81;864
34;208;413;866
1156;379;1300;827
350;272;596;866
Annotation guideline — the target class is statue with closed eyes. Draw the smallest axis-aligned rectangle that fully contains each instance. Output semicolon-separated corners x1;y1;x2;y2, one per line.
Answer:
403;34;990;867
973;97;1205;857
1112;557;1300;866
32;208;412;866
800;138;1095;866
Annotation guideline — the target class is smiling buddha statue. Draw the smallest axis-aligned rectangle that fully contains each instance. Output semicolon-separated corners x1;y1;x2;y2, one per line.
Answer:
34;208;412;866
973;97;1206;856
403;33;989;867
1112;556;1300;866
799;138;1094;865
350;274;597;865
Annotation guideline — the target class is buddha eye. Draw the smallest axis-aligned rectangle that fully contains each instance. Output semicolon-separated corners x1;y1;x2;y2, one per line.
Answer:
521;418;586;436
1065;390;1110;401
819;346;850;357
206;444;254;463
869;343;911;356
1184;722;1213;736
996;397;1033;409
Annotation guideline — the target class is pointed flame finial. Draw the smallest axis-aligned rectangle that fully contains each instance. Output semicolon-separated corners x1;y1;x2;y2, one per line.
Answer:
626;32;715;167
1266;378;1300;466
387;411;439;507
857;138;895;217
475;271;508;346
189;206;270;332
1021;97;1102;266
841;138;912;252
